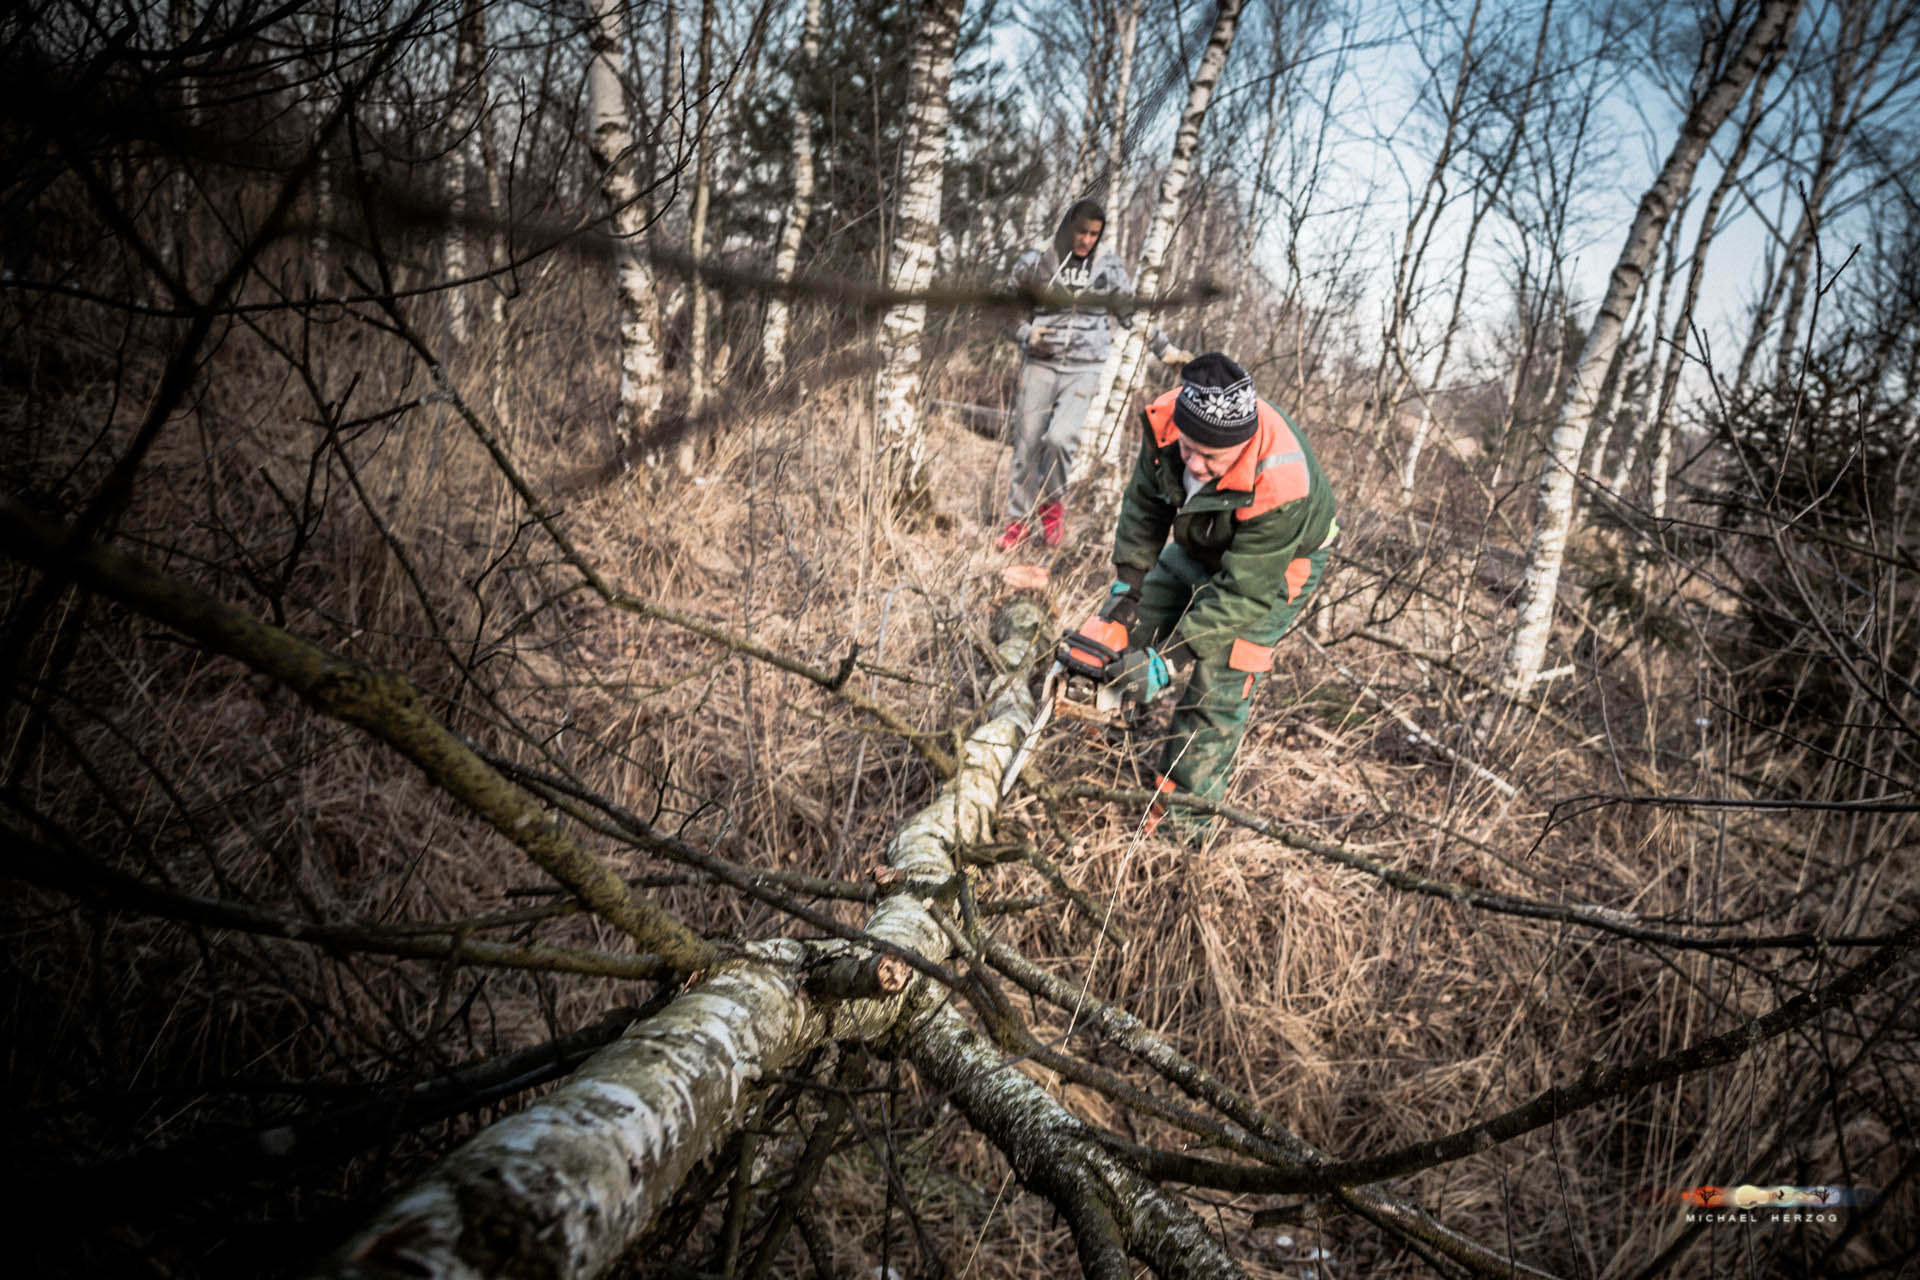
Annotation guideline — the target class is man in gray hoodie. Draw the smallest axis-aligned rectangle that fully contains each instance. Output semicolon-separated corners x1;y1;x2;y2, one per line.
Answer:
999;198;1193;550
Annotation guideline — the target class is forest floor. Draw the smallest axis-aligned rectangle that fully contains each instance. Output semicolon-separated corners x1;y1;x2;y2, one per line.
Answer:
9;342;1908;1279
536;386;1724;1278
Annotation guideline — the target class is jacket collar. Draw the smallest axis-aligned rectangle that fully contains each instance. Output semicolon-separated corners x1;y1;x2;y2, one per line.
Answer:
1144;390;1280;495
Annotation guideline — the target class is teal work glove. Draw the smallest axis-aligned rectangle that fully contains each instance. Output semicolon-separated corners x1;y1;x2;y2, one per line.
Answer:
1113;647;1170;705
1100;578;1138;627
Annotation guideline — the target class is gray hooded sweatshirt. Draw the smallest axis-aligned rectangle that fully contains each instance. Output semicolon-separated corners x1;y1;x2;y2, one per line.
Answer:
1004;198;1170;369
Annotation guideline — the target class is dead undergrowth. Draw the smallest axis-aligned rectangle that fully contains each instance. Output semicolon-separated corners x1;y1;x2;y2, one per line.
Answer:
4;292;1915;1280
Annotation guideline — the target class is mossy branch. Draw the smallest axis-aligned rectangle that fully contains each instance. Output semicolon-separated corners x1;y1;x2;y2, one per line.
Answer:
6;827;671;981
0;495;713;972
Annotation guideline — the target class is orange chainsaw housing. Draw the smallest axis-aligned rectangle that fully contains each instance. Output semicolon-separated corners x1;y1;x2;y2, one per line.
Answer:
1058;615;1127;680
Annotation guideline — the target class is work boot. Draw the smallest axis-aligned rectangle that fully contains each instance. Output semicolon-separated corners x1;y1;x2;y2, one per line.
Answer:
1038;501;1066;547
996;519;1030;550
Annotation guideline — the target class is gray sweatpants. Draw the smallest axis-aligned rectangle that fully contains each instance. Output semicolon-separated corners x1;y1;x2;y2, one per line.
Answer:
1006;361;1103;518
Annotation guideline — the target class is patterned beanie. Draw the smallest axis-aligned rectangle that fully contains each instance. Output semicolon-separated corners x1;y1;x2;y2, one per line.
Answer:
1172;353;1257;446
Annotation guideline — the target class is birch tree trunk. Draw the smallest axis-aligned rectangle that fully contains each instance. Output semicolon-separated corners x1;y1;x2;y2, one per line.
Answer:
1102;0;1144;258
443;0;483;345
1082;0;1246;482
587;0;665;454
682;0;717;470
324;602;1048;1280
1401;0;1554;500
1774;0;1907;377
1064;55;1105;204
872;0;964;501
1502;0;1805;691
1397;181;1502;499
759;0;822;383
1646;43;1781;519
1578;285;1647;481
307;2;335;297
901;996;1250;1280
168;0;197;271
476;5;510;429
1731;0;1906;392
655;0;688;332
1607;208;1683;495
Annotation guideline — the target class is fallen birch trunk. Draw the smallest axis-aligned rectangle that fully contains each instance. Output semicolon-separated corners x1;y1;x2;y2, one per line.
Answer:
900;994;1247;1280
326;601;1049;1279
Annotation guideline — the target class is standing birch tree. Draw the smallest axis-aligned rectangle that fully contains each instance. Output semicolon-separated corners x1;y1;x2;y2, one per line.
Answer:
1502;0;1807;690
1732;0;1920;391
1102;0;1145;254
1368;0;1490;472
685;0;718;444
759;0;823;383
1640;46;1785;519
1082;0;1246;481
872;0;965;500
587;0;666;454
443;0;485;345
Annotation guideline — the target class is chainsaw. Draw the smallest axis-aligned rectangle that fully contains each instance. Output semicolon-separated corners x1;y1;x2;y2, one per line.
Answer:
1000;612;1132;798
1052;615;1130;725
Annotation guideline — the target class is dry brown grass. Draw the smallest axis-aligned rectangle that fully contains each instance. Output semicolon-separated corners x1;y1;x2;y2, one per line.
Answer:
5;265;1916;1280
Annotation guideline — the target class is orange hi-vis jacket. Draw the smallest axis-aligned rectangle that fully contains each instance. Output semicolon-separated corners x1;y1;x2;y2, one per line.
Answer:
1111;388;1338;663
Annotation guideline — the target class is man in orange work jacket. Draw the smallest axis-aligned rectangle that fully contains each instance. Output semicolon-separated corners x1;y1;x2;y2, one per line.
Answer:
1092;353;1338;839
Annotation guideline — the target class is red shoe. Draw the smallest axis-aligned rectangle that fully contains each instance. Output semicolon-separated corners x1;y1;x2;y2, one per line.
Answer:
996;519;1030;550
1038;501;1065;547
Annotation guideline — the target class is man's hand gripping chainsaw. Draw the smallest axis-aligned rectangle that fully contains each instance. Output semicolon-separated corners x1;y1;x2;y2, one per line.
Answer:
1055;614;1130;723
1058;585;1172;713
1002;586;1132;797
1001;584;1173;798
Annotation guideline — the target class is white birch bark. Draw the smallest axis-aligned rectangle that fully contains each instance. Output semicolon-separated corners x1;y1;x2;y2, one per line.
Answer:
759;0;822;382
1101;0;1144;258
325;602;1048;1280
443;0;484;345
1578;285;1647;480
1729;0;1906;391
872;0;964;499
168;0;197;269
476;14;510;429
1770;0;1893;378
1607;207;1683;495
307;3;335;295
683;0;717;451
587;0;665;452
1645;44;1781;520
1063;56;1105;204
654;0;688;330
1646;372;1681;522
902;996;1249;1280
1083;0;1246;481
1402;0;1553;499
1397;176;1502;499
1502;0;1805;691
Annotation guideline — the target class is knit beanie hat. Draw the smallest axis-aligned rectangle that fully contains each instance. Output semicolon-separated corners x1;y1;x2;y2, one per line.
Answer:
1172;353;1258;447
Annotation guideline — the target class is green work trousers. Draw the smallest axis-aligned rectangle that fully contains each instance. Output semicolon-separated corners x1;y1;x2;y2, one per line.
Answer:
1128;542;1329;833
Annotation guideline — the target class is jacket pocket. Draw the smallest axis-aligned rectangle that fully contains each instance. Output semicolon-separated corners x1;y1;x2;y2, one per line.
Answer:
1285;555;1316;601
1228;638;1275;672
1228;637;1274;700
